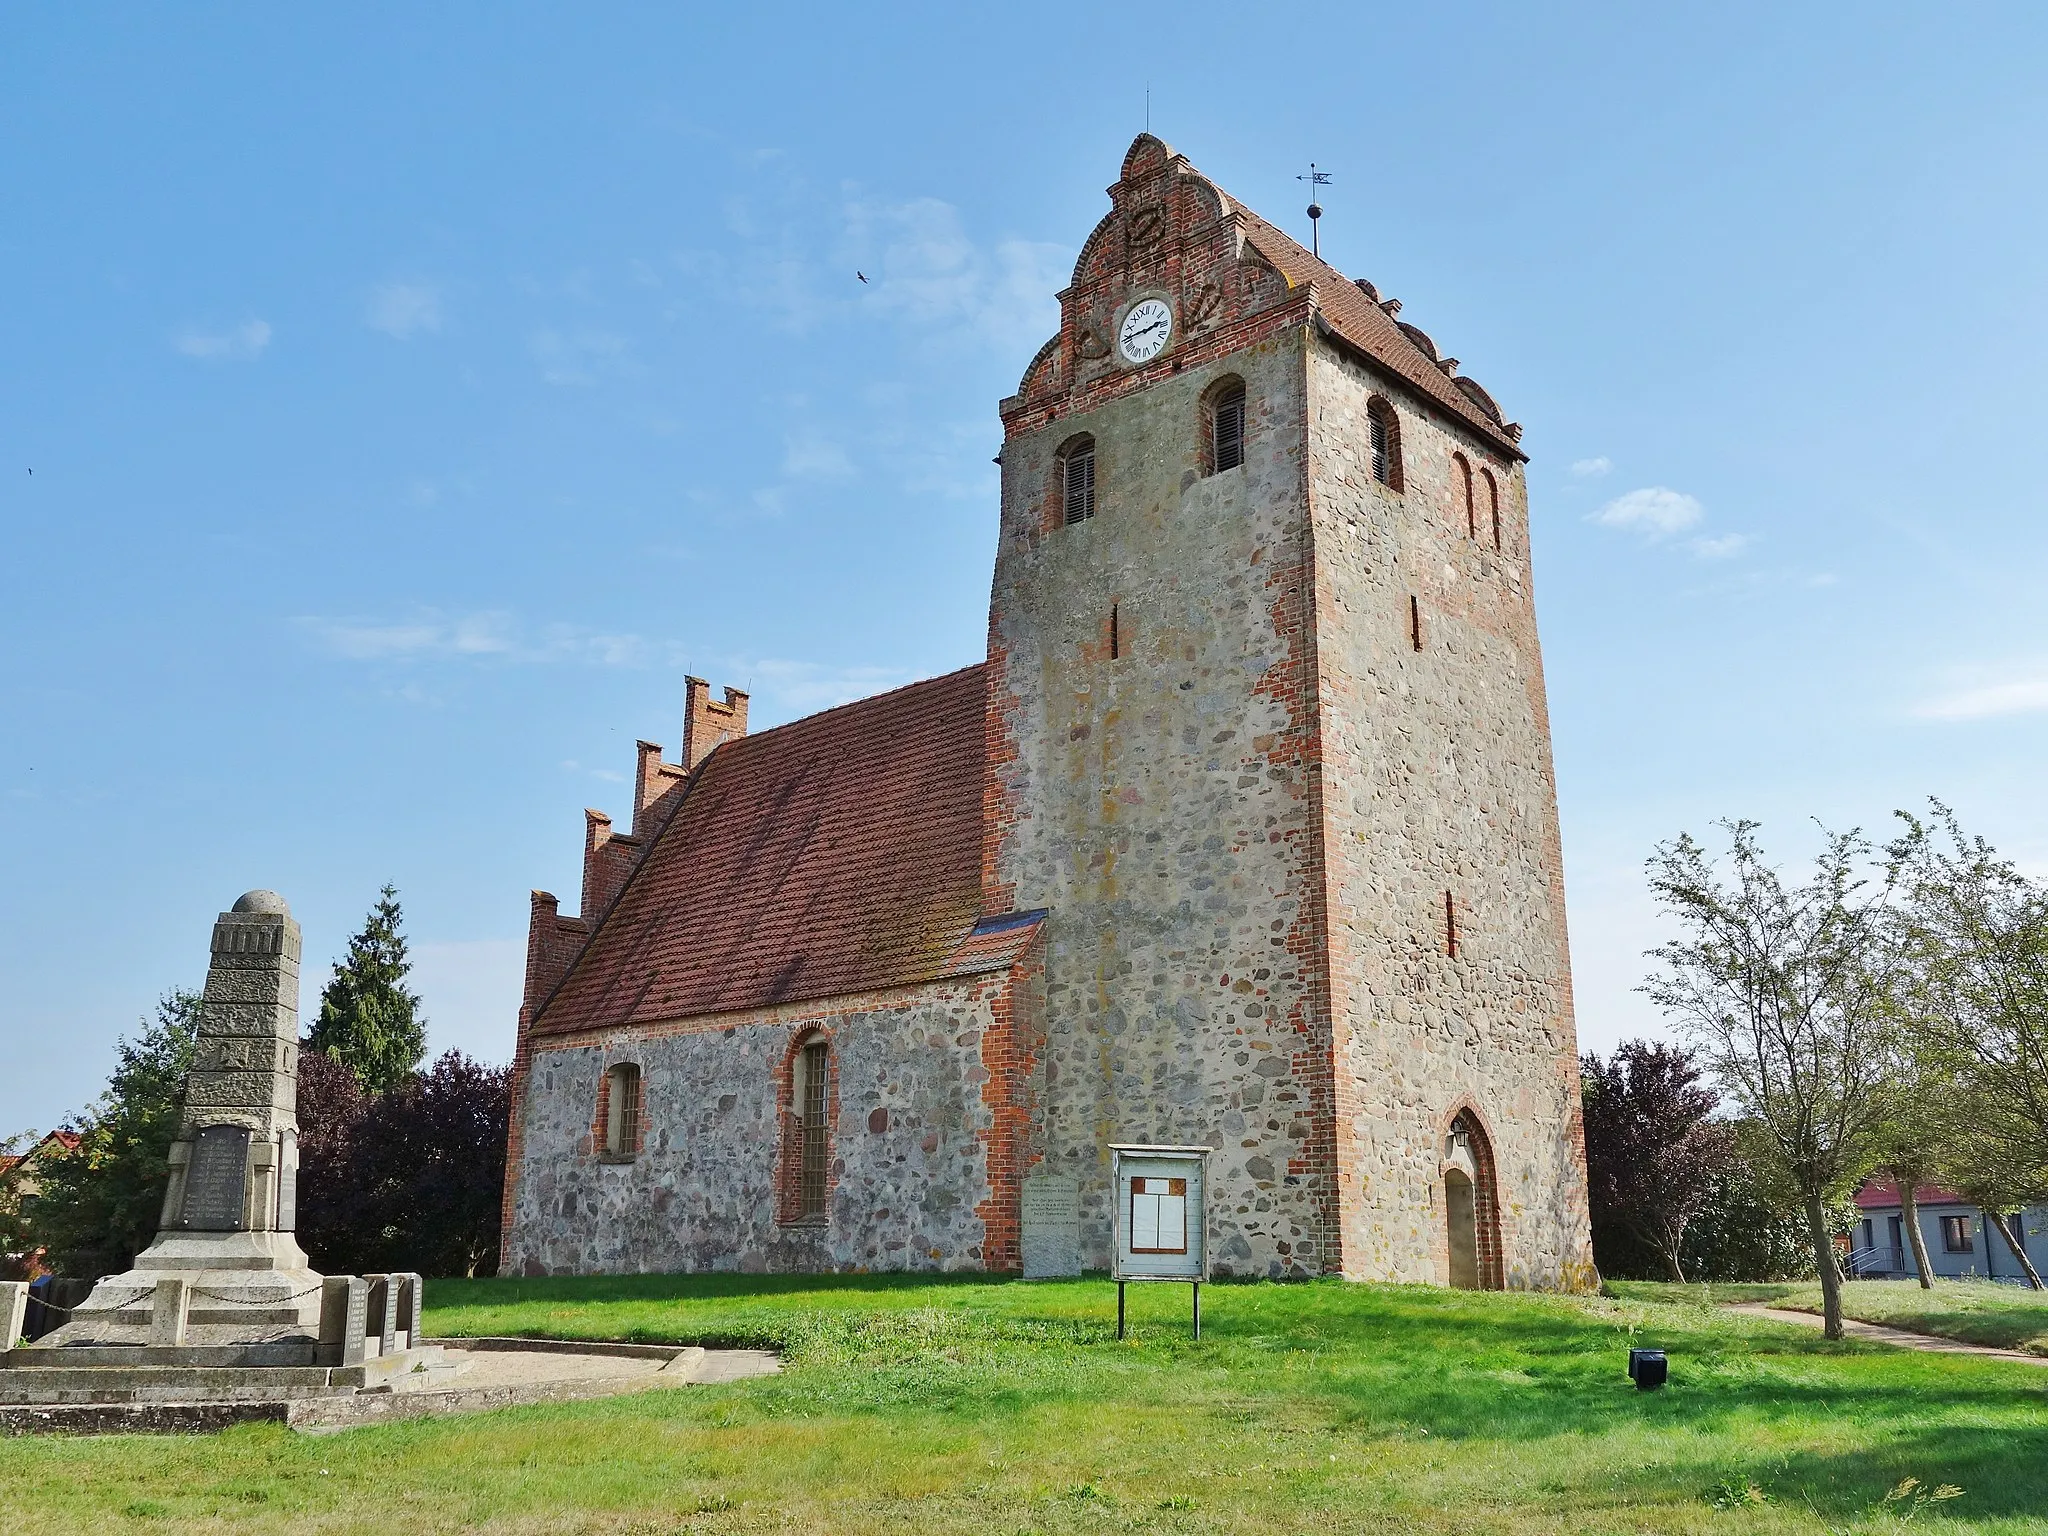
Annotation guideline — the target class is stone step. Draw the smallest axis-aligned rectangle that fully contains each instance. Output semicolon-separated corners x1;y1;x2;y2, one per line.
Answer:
0;1347;466;1406
4;1343;317;1369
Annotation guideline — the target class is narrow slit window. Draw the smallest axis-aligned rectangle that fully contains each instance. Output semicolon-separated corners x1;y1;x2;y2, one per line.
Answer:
1211;381;1246;473
798;1039;829;1219
1410;595;1423;651
1445;891;1459;959
1483;469;1501;551
1455;455;1475;539
1060;437;1097;525
1110;603;1120;659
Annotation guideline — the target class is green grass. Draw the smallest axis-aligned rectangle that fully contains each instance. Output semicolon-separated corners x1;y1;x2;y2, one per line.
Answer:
5;1273;2048;1533
1611;1278;2048;1356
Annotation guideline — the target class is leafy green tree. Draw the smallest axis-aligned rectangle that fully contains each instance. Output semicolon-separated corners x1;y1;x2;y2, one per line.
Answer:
26;991;202;1277
1886;802;2048;1263
1863;1034;1959;1289
307;885;426;1092
1581;1041;1734;1282
1684;1128;1853;1283
1;1133;34;1281
1643;820;1904;1338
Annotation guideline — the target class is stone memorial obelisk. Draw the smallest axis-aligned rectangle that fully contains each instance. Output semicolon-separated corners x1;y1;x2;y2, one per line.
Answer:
46;890;325;1350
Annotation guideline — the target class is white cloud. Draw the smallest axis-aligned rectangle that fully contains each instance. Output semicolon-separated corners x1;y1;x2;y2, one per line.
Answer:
529;327;630;386
1589;486;1703;537
1570;456;1612;479
1688;533;1751;560
298;610;650;667
174;319;272;360
736;658;916;716
366;282;443;339
782;431;855;482
1916;661;2048;721
843;195;1069;351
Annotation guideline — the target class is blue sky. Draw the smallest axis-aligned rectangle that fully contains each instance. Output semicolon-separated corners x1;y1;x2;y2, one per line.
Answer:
5;5;2047;1134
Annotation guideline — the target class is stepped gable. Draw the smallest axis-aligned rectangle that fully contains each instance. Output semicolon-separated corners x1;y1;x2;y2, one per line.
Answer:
1012;134;1520;459
531;664;992;1038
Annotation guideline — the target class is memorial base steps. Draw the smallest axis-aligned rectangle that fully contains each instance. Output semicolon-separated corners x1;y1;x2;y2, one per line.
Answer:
0;1344;466;1405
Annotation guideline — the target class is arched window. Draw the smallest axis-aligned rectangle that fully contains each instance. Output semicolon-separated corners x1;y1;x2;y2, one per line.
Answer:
1367;398;1403;490
1442;1109;1503;1290
601;1062;641;1159
1205;378;1246;475
791;1035;831;1220
1453;453;1475;538
1481;468;1501;551
1057;435;1096;525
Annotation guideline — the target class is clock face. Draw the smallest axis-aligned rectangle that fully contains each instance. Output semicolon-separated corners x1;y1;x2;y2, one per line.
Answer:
1117;298;1173;363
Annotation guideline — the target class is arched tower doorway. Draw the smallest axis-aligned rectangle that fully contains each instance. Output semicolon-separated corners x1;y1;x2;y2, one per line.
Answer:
1441;1109;1504;1290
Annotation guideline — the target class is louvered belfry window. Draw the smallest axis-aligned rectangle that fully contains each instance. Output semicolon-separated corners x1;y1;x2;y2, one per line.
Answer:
1062;438;1096;524
1369;410;1391;486
1212;382;1246;472
798;1040;829;1219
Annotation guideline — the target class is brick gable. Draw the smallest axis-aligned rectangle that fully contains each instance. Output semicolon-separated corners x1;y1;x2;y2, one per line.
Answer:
532;665;994;1037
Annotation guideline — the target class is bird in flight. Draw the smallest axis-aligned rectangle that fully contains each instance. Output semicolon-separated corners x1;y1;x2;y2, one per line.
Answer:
856;271;868;283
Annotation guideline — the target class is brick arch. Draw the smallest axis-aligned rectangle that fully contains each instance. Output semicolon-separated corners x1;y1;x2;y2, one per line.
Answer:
1452;452;1475;538
775;1026;839;1224
589;1056;646;1160
1436;1097;1505;1290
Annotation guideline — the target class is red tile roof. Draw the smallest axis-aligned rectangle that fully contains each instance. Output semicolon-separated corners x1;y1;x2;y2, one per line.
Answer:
1234;209;1525;459
1857;1178;1970;1210
2;1128;81;1176
533;664;1015;1037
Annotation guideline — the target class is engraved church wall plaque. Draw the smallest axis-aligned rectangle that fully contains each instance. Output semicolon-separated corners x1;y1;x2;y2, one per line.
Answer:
1020;1172;1081;1278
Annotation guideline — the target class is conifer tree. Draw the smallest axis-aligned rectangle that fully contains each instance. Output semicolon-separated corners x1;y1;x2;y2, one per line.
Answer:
27;990;203;1276
308;885;426;1092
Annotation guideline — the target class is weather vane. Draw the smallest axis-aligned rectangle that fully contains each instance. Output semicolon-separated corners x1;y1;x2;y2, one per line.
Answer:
1297;163;1333;257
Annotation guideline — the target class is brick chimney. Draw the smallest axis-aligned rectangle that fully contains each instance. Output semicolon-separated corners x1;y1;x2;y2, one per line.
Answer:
682;677;749;771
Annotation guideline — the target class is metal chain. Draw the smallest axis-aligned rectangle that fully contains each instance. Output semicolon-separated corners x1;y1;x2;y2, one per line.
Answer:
188;1282;324;1306
15;1279;321;1318
13;1285;153;1318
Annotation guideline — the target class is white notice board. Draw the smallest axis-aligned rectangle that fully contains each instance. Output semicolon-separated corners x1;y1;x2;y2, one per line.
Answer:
1110;1145;1210;1281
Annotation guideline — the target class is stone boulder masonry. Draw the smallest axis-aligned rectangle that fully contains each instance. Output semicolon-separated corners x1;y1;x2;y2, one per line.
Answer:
500;135;1595;1290
1;891;466;1424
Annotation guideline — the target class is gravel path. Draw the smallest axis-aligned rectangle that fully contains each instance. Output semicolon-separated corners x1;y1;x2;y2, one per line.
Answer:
1729;1304;2048;1366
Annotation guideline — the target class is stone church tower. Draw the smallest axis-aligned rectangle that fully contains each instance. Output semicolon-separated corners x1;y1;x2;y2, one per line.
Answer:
499;136;1593;1289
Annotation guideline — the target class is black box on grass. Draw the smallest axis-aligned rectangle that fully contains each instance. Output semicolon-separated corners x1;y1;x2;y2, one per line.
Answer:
1628;1348;1668;1390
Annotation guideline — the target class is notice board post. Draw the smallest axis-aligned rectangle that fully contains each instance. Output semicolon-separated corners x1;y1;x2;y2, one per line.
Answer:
1109;1144;1211;1339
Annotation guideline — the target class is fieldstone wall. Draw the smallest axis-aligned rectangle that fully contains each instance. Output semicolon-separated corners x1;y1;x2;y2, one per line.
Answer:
503;975;1024;1276
1304;337;1594;1289
988;332;1340;1278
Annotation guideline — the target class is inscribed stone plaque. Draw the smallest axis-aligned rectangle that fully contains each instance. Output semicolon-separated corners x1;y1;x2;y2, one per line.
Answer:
178;1124;251;1231
1020;1173;1081;1278
275;1131;298;1232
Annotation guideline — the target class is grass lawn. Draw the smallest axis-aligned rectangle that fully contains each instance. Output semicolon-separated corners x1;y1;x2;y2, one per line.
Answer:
4;1274;2048;1534
1611;1279;2048;1356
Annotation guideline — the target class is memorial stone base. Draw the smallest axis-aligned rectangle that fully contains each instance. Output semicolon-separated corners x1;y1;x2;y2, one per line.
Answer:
0;891;468;1425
